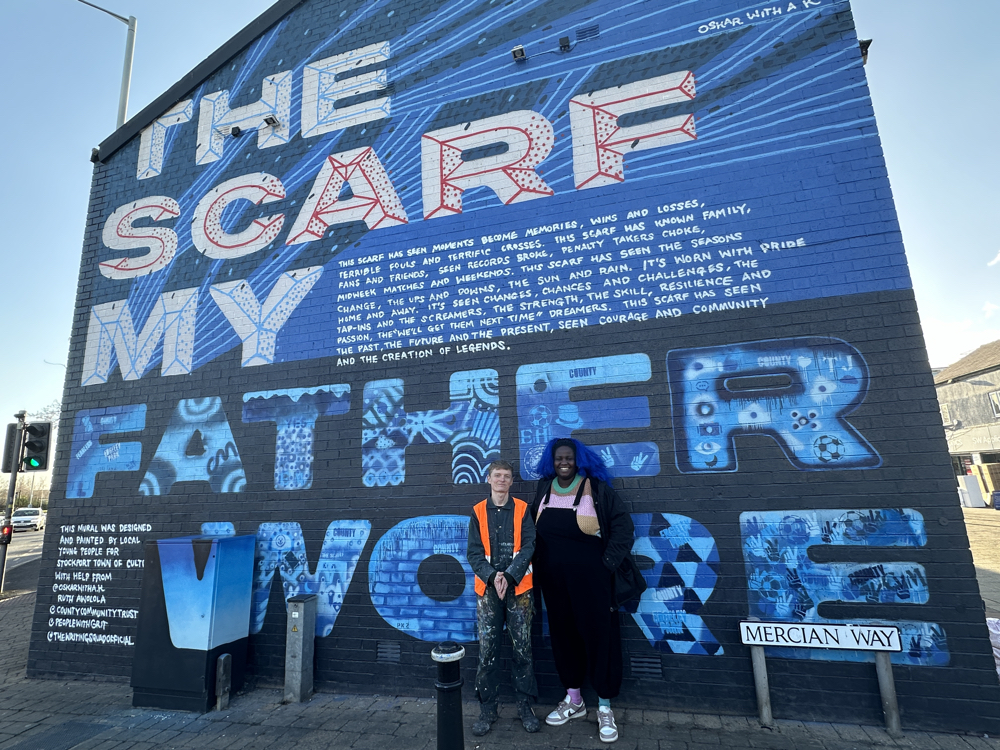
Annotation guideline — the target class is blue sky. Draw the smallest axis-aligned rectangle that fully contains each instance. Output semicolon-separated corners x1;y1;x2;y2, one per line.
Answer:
0;0;997;431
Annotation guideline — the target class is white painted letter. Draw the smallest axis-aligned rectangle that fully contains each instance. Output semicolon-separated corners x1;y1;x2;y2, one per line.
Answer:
137;100;194;180
81;288;199;386
196;72;293;164
302;42;391;138
191;173;286;260
286;147;407;245
210;266;324;367
570;71;696;190
100;196;181;279
421;111;555;219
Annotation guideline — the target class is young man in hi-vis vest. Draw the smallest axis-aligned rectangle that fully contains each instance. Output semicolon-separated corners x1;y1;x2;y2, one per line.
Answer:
466;459;540;736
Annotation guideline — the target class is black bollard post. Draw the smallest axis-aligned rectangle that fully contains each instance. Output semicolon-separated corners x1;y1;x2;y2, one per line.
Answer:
431;641;466;750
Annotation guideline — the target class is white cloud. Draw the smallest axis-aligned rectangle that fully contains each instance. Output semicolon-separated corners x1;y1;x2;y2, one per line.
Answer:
988;250;1000;266
984;302;1000;319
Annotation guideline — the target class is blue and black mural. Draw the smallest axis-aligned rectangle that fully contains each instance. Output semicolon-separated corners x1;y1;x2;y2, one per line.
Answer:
517;355;660;479
66;404;147;499
78;0;911;383
667;338;881;473
631;513;722;656
140;397;246;495
740;508;948;666
37;0;1000;733
248;521;371;637
362;370;500;486
243;384;351;490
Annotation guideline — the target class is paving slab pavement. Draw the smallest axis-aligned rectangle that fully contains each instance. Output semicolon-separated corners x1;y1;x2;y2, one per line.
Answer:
1;592;998;750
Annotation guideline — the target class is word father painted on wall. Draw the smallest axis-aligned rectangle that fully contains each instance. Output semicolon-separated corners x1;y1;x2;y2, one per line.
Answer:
68;337;881;500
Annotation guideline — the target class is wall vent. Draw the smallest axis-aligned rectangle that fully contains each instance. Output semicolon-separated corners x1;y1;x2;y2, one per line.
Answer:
576;24;600;42
630;654;663;679
377;641;402;663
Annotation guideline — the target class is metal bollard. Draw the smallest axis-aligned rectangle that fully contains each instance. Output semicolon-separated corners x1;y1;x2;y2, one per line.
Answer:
431;641;466;750
215;653;232;711
285;594;317;703
874;651;902;737
749;645;774;728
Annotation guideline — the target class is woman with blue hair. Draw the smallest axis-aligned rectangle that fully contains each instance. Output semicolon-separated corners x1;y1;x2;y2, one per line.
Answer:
529;437;634;743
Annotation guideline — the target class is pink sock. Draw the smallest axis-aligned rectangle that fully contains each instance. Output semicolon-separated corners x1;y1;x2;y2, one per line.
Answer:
567;688;583;705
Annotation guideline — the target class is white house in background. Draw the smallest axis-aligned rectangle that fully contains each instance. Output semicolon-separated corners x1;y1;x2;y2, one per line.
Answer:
934;339;1000;504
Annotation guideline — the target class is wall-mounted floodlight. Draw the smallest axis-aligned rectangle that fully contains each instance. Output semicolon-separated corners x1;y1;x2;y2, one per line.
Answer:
263;115;280;128
511;45;526;62
230;126;242;137
559;36;571;52
859;39;872;65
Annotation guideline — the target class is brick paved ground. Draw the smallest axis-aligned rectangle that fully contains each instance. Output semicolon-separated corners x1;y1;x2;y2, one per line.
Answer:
0;512;997;749
1;588;999;750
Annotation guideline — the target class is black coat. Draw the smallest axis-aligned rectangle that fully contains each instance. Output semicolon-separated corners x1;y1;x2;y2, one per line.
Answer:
530;476;635;572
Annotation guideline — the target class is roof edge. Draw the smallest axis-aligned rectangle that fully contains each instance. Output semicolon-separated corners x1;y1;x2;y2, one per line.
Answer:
94;0;307;164
935;364;1000;386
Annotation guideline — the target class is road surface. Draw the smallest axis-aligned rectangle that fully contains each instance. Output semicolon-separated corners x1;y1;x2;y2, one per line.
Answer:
4;527;44;570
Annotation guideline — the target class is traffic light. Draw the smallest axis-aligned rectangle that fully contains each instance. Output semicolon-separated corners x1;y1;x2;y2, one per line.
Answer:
1;424;15;473
21;422;51;472
0;523;11;545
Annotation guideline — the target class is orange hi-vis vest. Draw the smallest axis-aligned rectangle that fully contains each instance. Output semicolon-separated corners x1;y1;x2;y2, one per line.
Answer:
473;497;533;597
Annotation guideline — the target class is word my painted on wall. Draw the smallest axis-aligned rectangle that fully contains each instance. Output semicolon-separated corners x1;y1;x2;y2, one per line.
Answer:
67;337;882;498
740;508;948;666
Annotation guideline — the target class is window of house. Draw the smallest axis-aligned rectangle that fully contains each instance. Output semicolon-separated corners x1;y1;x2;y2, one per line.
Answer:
989;391;1000;418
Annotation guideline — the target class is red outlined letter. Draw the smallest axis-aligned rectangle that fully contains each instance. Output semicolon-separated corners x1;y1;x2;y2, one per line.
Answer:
191;173;286;260
286;147;407;246
570;72;696;190
99;197;181;279
421;111;554;220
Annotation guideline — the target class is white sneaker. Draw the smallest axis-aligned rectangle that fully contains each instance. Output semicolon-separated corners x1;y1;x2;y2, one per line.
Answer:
545;695;587;726
597;706;618;743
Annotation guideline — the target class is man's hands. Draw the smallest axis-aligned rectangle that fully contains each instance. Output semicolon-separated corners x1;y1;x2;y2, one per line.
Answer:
493;573;509;600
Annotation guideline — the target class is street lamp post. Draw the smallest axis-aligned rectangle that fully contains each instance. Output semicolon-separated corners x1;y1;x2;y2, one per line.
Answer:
77;0;137;129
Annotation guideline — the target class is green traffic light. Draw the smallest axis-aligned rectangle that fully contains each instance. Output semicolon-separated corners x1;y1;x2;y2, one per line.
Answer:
27;458;40;468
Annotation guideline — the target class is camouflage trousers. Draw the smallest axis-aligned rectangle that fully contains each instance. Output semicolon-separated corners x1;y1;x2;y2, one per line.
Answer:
475;588;538;703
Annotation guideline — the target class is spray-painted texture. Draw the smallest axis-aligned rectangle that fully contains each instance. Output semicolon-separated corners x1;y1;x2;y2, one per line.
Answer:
30;0;1000;734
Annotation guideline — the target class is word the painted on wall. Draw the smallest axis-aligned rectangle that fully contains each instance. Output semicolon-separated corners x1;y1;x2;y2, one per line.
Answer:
67;337;881;498
740;508;948;666
48;521;148;647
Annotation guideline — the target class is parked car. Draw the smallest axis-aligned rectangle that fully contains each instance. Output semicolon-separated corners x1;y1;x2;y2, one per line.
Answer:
11;507;45;532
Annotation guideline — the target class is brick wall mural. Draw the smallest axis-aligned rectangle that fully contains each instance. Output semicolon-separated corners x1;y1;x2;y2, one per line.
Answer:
29;0;1000;733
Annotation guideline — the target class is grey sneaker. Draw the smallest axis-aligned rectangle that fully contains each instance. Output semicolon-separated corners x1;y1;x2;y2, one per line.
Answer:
545;696;586;726
517;700;541;733
472;701;498;736
597;706;618;743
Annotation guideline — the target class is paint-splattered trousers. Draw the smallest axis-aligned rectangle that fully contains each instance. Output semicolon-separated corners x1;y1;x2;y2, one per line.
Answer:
475;588;538;703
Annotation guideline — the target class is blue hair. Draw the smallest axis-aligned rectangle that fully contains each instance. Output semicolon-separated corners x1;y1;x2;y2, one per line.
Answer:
533;437;613;483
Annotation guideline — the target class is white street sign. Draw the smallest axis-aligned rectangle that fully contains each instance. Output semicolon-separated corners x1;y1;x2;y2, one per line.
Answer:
739;621;902;652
